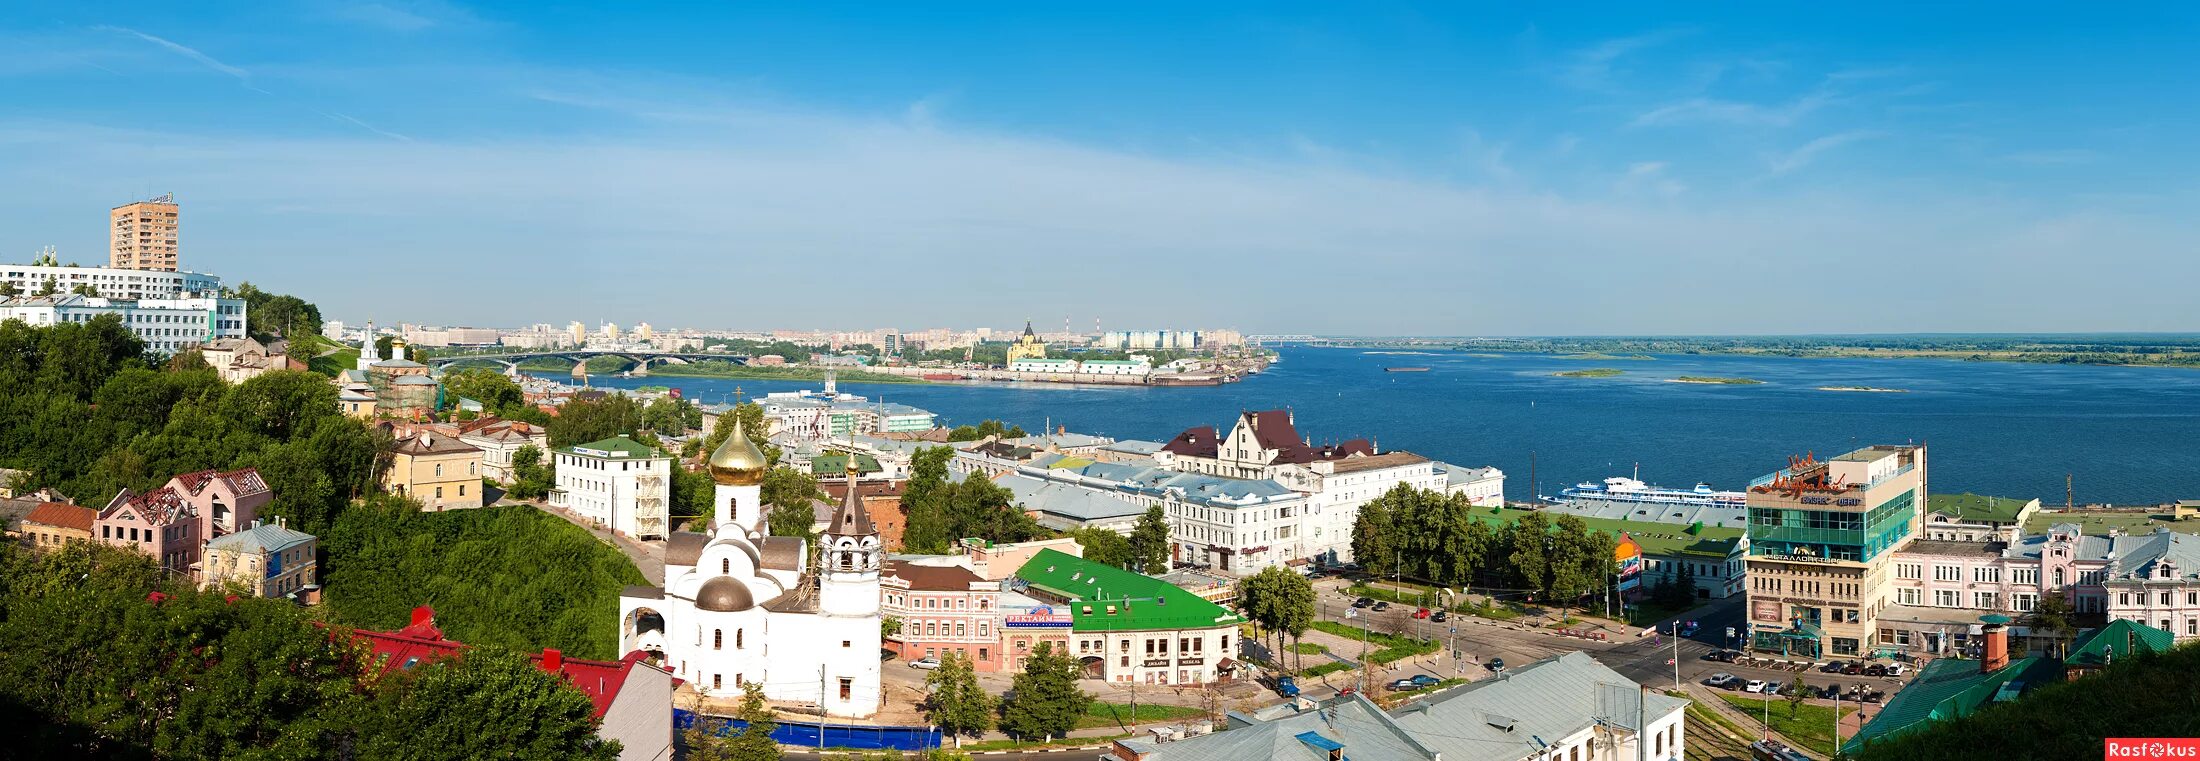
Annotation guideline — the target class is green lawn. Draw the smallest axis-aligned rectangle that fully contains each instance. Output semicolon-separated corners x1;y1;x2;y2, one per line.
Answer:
1289;642;1328;655
1300;661;1351;677
1310;620;1440;665
1347;583;1527;620
1077;702;1206;729
2023;510;2200;536
1719;693;1852;758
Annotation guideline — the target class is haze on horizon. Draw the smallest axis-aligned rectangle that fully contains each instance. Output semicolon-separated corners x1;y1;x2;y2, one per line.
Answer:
1;2;2194;335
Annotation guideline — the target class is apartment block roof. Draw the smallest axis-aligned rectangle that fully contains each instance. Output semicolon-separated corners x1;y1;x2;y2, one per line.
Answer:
1113;694;1432;761
390;432;481;456
561;435;665;460
206;521;317;555
1928;493;2034;525
24;502;95;533
1392;651;1685;760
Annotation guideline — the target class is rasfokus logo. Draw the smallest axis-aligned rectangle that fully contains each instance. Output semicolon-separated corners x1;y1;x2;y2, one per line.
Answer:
2107;739;2200;759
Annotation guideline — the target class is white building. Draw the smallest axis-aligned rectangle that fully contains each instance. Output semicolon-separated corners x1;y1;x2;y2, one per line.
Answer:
0;293;247;354
616;420;883;717
1077;358;1152;378
1435;461;1507;506
457;418;550;482
1008;357;1080;374
1156;410;1455;565
549;435;671;541
0;263;222;301
972;452;1314;575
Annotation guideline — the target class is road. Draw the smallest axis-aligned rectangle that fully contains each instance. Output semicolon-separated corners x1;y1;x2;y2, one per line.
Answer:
1310;586;1910;710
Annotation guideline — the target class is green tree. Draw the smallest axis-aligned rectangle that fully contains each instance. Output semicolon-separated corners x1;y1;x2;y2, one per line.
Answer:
1069;527;1134;569
1506;511;1552;603
946;472;1044;546
924;651;997;747
1000;642;1091;742
70;282;98;297
1237;566;1316;670
36;275;57;296
1351;487;1399;578
945;425;981;442
725;683;780;761
348;646;620;760
1130;504;1171;574
763;466;824;545
442;368;526;416
1787;674;1810;718
971;419;1028;439
547;393;645;447
2026;593;2078;658
0;280;16;297
883;615;903;640
1547;514;1595;621
508;444;557;499
900;446;955;553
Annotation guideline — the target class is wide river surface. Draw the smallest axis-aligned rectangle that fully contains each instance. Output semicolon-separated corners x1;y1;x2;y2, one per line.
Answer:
549;346;2200;505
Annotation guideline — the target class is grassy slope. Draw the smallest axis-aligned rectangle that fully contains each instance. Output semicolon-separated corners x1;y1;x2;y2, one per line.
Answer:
1718;694;1851;758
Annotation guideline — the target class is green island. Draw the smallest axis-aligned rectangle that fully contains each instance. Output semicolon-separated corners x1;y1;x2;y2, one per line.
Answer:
1315;334;2200;369
1554;352;1656;360
1554;368;1625;378
1819;385;1908;393
1671;376;1763;385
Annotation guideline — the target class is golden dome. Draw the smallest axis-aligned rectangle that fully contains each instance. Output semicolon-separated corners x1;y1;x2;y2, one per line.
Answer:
708;418;768;486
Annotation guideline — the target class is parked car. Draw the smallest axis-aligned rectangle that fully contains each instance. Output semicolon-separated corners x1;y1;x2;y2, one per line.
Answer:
1486;658;1506;673
1353;597;1375;608
1818;684;1843;699
1678;620;1701;637
1864;663;1888;677
1389;678;1419;691
1884;664;1909;677
1842;662;1865;675
1703;673;1739;689
1820;661;1849;673
1763;681;1786;696
1743;679;1768;694
1862;690;1885;704
1432;610;1449;622
1408;674;1442;688
1373;601;1391;611
908;657;941;670
1704;649;1739;663
1274;676;1301;698
1413;607;1433;619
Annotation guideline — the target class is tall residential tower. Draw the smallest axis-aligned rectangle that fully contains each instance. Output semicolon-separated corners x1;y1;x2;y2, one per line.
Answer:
110;194;180;271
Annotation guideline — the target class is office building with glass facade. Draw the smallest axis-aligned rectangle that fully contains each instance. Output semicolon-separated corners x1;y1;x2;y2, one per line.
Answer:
1743;444;1928;659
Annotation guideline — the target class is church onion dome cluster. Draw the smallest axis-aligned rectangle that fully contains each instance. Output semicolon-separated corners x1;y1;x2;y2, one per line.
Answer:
708;418;769;486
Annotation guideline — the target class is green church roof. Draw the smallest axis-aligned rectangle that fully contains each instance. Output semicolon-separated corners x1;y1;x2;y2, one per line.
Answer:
1013;548;1243;633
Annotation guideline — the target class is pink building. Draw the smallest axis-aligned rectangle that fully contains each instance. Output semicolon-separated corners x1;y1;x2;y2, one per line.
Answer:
1882;523;2200;654
94;468;271;577
881;558;1004;671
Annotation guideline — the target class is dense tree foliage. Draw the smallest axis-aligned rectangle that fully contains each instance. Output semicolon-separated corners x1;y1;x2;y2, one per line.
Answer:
924;651;996;747
1130;505;1171;574
642;396;703;435
548;393;645;448
439;368;530;419
1350;485;1615;612
0;317;384;536
696;402;781;465
1000;642;1091;741
900;447;1046;553
0;541;616;760
1068;527;1133;569
1237;566;1317;670
1852;644;2200;761
763;466;825;545
506;444;557;499
226;282;323;341
321;502;648;660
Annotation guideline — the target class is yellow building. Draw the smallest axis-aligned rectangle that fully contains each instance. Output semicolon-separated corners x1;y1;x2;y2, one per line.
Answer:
383;432;485;511
1005;321;1048;364
202;519;319;600
110;194;181;271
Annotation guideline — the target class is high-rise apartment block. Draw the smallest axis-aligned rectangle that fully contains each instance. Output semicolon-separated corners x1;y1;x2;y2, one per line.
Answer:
1744;444;1927;659
110;194;181;271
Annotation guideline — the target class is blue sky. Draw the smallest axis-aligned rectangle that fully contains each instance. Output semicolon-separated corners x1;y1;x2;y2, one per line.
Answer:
2;2;2195;334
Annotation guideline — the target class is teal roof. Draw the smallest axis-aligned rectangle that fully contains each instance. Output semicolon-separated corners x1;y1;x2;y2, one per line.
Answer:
1013;548;1243;633
2067;619;2174;667
205;522;317;554
561;436;665;459
1844;655;2059;752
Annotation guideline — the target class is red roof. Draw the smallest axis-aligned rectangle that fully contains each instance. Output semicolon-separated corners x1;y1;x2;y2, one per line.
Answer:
1161;425;1220;458
172;467;271;498
100;487;192;527
26;502;95;533
346;606;669;719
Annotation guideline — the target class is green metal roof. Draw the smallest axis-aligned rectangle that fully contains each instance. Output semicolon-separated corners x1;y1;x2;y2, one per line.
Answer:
1468;507;1744;559
2067;619;2174;667
1844;655;2059;752
810;453;882;476
1928;493;2031;524
1013;548;1243;633
560;436;665;459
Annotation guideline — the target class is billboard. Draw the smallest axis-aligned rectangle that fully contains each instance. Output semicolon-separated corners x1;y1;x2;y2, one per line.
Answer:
1004;605;1073;628
1615;534;1644;593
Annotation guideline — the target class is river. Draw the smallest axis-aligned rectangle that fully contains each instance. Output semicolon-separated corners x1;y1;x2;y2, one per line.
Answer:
544;346;2200;505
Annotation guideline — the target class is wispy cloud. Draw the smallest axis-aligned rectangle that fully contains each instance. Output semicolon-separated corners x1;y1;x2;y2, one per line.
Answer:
1768;131;1883;175
1559;28;1691;90
1633;90;1836;128
318;111;412;142
95;26;266;93
1617;160;1686;198
323;1;479;32
2001;149;2098;166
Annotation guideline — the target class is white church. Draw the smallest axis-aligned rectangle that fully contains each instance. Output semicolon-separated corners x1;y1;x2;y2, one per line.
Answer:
617;418;884;717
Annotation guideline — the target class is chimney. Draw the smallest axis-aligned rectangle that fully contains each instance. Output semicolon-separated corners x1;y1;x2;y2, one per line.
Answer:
1980;614;2011;674
540;648;563;674
410;606;434;628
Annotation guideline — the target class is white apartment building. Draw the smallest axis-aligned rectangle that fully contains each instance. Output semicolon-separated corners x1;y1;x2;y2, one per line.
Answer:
0;293;247;354
0;263;221;301
549;435;671;540
1435;461;1508;506
1156;410;1452;565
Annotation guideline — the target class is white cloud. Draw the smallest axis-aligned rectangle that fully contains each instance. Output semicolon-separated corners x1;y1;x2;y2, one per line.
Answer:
1559;29;1691;91
1633;91;1835;128
95;26;257;87
1767;130;1883;175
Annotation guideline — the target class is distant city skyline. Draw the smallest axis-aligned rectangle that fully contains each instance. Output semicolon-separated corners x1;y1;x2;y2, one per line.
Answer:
2;3;2196;333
